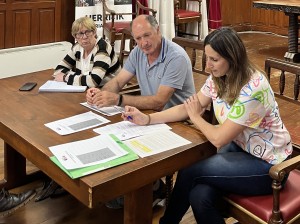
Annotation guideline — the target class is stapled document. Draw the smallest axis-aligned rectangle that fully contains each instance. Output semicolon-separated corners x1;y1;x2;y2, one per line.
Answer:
45;111;110;135
93;120;172;140
80;102;123;116
124;130;191;157
39;80;87;92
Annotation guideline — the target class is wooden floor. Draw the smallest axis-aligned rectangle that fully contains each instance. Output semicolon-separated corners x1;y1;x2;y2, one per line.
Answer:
0;32;298;224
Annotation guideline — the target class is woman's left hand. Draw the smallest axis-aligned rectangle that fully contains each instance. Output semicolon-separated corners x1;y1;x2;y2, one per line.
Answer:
53;72;65;82
184;94;205;120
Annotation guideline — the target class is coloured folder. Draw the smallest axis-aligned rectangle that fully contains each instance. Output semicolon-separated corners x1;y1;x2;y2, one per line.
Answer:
50;135;139;179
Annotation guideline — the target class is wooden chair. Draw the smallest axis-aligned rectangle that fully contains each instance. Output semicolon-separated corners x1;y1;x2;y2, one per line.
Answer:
171;37;217;126
174;0;202;40
265;57;300;104
118;27;135;67
102;0;157;48
223;149;300;224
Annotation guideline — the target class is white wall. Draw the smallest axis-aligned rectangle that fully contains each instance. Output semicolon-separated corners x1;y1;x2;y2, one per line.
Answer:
0;42;72;79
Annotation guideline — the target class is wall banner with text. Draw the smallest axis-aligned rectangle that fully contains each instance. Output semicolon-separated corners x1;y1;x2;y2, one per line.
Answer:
75;0;132;50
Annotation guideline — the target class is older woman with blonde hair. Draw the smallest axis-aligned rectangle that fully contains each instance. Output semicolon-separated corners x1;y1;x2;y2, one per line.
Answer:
53;16;120;87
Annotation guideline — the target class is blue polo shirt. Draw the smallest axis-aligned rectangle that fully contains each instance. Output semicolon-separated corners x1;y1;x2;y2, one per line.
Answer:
124;37;195;109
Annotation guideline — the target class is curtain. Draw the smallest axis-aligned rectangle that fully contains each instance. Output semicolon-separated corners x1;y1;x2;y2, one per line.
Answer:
208;0;222;29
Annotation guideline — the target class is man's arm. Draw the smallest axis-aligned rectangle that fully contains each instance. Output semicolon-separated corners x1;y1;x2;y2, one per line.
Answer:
89;68;135;107
101;68;134;93
121;85;175;111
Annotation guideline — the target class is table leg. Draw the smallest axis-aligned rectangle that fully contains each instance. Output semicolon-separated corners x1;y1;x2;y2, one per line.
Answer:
0;142;44;189
124;183;153;224
284;13;300;63
0;143;26;189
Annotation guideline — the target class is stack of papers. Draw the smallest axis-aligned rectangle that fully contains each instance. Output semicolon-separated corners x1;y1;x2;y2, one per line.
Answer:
81;102;123;116
124;130;191;158
93;121;191;158
39;80;87;92
94;120;171;140
50;134;138;179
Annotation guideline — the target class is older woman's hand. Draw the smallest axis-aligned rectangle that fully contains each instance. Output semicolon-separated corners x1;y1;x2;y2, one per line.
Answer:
53;72;65;82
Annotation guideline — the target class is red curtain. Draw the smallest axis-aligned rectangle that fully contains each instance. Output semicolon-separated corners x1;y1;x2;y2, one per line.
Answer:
132;0;149;18
208;0;222;29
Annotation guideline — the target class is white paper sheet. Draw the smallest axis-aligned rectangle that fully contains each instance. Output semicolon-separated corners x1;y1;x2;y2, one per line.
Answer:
81;102;123;116
49;135;128;170
45;111;110;135
39;80;87;92
93;120;172;140
124;130;191;157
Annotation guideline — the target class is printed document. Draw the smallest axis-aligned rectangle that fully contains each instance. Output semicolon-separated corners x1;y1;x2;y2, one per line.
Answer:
45;111;110;135
124;130;191;157
81;102;123;116
93;120;172;140
49;135;128;169
39;80;87;92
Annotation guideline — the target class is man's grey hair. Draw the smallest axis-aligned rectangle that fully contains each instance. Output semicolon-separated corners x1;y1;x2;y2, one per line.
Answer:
130;14;159;31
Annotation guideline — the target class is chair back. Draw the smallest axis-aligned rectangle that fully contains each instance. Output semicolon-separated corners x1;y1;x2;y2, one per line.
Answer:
172;36;217;124
102;0;156;48
174;0;202;39
265;57;300;149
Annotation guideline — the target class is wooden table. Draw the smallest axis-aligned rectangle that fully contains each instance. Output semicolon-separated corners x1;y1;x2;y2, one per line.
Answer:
0;70;215;223
253;0;300;63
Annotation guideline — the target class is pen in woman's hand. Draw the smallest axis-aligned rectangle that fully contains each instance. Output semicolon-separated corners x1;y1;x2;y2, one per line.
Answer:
114;106;133;120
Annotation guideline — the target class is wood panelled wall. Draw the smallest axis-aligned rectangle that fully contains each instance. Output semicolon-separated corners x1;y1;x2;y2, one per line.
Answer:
0;0;74;49
221;0;289;36
0;0;291;49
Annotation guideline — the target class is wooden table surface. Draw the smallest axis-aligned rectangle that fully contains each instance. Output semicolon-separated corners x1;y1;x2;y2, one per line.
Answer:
0;70;215;223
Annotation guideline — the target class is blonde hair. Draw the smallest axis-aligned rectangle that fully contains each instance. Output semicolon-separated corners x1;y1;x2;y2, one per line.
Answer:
71;16;97;38
204;27;261;105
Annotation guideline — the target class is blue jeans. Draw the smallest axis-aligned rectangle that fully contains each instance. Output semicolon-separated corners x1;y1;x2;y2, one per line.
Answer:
159;142;274;224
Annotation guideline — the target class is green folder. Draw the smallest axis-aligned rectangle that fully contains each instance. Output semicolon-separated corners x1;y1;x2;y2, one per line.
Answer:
50;135;139;179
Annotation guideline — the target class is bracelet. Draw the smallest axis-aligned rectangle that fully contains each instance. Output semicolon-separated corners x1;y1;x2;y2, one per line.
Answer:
146;114;151;125
117;94;123;106
63;74;67;83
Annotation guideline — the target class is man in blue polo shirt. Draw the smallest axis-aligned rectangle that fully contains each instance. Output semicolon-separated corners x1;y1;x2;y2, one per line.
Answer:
86;14;195;111
86;14;195;209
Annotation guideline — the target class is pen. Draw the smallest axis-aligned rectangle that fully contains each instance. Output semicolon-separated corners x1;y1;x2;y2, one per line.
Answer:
114;106;133;120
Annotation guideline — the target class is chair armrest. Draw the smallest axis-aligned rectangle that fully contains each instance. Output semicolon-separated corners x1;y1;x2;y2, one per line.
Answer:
174;0;180;10
102;0;116;15
172;37;208;75
188;0;202;11
188;0;202;3
172;36;204;49
136;1;157;17
269;153;300;181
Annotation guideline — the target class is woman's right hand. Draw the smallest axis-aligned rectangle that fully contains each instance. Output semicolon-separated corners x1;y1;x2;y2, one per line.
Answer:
122;106;150;126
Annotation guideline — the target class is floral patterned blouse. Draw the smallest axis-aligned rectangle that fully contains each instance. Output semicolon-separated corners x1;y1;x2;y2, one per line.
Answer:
201;72;292;164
